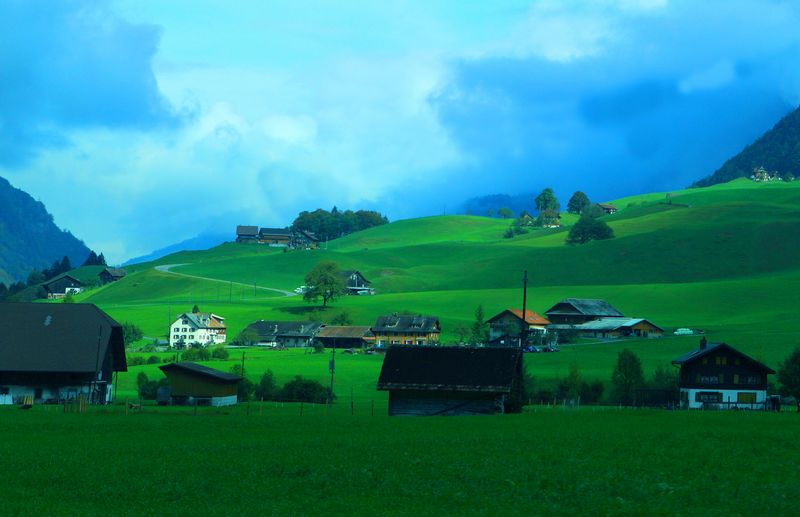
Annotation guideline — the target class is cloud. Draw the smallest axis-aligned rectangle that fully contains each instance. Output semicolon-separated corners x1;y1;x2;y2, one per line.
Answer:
0;0;179;167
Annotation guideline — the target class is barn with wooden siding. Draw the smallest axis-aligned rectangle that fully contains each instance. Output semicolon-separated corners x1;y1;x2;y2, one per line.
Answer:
376;346;523;416
0;303;127;405
159;362;241;406
316;326;374;349
544;298;624;325
42;274;84;299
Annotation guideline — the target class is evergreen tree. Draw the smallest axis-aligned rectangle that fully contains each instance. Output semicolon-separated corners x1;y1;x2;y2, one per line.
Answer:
59;255;71;272
778;347;800;411
83;251;99;266
469;305;489;345
611;349;645;405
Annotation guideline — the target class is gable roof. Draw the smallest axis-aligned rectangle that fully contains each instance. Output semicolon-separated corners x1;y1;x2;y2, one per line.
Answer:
0;302;127;373
175;312;226;329
42;273;83;288
259;227;292;237
236;225;259;237
317;326;373;339
545;298;624;318
576;317;663;332
159;361;242;382
488;309;550;326
100;267;127;279
372;315;440;333
671;342;776;373
245;320;323;340
377;346;521;393
340;270;371;286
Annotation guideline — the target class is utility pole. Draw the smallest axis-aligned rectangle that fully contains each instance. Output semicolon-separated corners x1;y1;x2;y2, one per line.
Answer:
520;270;528;349
328;346;335;405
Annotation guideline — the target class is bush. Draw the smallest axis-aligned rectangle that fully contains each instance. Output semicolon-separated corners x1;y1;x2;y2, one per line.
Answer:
255;370;277;401
128;356;146;366
312;341;325;354
579;380;604;404
181;348;198;361
122;322;144;347
146;355;160;365
279;376;332;404
211;347;229;360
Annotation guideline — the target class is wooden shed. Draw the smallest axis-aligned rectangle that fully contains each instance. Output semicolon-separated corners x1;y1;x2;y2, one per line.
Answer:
377;346;523;416
159;362;242;406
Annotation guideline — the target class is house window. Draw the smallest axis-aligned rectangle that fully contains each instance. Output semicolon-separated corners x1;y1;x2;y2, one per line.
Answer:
744;375;761;385
737;392;757;404
405;340;412;345
733;374;739;385
715;356;727;365
699;375;720;384
695;392;722;403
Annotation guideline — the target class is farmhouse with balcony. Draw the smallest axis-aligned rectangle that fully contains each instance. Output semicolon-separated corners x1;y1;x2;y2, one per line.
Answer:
235;225;259;242
243;320;324;347
42;274;84;299
339;270;373;295
292;229;319;248
258;227;293;246
159;362;241;406
0;303;127;405
672;338;775;410
377;346;523;416
544;298;624;325
169;312;227;348
315;326;374;349
98;267;127;284
372;315;440;346
487;309;550;346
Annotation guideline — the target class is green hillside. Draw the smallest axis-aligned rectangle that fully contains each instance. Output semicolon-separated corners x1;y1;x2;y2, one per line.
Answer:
78;179;800;393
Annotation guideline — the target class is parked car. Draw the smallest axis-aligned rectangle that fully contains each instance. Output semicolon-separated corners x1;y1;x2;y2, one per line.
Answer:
523;345;541;353
674;328;694;336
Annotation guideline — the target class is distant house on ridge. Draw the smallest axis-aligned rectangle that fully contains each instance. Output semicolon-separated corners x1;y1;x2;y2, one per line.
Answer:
236;225;259;242
243;320;324;347
595;203;618;215
258;227;292;246
372;315;440;346
544;298;624;325
169;312;227;348
339;270;373;295
42;274;84;299
98;267;127;284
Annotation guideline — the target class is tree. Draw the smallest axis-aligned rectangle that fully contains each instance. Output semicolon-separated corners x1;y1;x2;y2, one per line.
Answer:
777;347;800;411
567;191;591;214
83;251;99;266
565;361;581;400
784;172;795;182
497;207;514;219
279;375;332;404
534;187;560;212
303;261;347;307
233;328;260;347
192;305;200;314
611;349;645;405
26;269;45;286
330;310;352;326
453;324;469;344
255;370;278;401
122;322;144;347
469;305;489;345
566;215;615;245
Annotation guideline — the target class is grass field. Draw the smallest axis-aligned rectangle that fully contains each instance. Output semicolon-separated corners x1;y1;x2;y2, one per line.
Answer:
1;406;798;516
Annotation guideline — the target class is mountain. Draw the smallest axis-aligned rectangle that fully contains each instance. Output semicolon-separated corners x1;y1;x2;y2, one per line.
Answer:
461;193;534;217
695;105;800;187
0;177;91;286
123;231;230;266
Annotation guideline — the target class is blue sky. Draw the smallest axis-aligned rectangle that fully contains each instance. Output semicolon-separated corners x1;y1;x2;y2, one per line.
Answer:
2;0;800;262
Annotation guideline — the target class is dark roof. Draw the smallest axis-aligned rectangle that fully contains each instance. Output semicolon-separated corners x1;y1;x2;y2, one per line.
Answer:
377;346;521;392
100;267;127;279
545;298;624;318
236;225;259;236
671;342;776;373
317;326;373;339
42;273;83;288
339;270;371;286
296;230;319;242
159;362;242;382
245;320;323;340
0;303;127;373
487;309;550;326
372;315;440;333
259;227;292;236
576;317;663;332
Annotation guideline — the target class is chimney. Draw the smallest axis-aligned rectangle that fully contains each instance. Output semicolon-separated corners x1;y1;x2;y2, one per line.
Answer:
699;337;707;350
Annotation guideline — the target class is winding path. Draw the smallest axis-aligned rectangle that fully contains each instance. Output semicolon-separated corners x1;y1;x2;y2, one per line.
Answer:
154;263;298;297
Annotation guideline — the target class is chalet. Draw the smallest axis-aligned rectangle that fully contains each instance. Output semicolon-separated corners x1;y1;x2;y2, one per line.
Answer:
169;312;227;348
376;346;523;416
315;326;374;349
258;227;292;246
42;274;84;299
159;362;241;406
236;225;259;242
292;229;319;248
672;339;776;410
569;318;663;339
544;298;624;325
596;203;617;215
98;267;127;284
243;320;324;347
0;303;127;405
372;315;440;346
487;309;550;346
339;270;373;295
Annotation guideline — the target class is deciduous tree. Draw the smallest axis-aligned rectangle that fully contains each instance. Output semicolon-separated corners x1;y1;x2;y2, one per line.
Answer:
778;347;800;411
611;349;644;405
567;191;591;214
303;261;347;307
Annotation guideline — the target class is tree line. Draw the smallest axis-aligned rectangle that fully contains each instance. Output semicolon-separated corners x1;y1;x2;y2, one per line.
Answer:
0;248;106;301
292;207;388;242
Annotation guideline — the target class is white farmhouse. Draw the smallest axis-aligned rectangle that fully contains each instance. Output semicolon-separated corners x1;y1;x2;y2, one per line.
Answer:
169;312;227;348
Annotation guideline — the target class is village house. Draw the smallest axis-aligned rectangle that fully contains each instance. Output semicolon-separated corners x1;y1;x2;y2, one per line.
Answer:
0;303;127;405
42;273;84;299
169;312;227;348
258;227;292;246
159;362;241;406
377;346;523;416
339;270;373;295
487;308;550;346
595;203;618;215
544;298;624;325
292;229;319;249
243;320;324;347
372;315;440;346
235;225;259;242
98;267;127;284
315;326;374;349
672;338;775;410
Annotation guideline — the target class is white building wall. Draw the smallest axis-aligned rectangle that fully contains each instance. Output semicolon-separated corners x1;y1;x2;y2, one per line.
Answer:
169;317;226;348
0;384;108;405
682;388;767;409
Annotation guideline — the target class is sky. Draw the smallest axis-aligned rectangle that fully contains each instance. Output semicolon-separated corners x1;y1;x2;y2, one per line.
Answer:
2;0;800;263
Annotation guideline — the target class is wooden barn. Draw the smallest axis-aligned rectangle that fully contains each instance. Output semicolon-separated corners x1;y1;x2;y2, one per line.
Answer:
235;225;259;242
339;270;373;295
672;339;776;410
315;326;374;349
0;303;127;405
243;320;323;347
159;362;242;406
98;267;127;284
377;346;523;416
42;274;84;299
258;227;292;246
544;298;624;325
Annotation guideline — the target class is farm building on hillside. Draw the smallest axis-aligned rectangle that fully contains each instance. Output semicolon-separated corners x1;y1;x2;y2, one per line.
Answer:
672;339;775;410
377;346;523;416
169;312;227;348
339;270;374;295
0;303;127;405
544;298;624;325
159;362;241;406
243;320;324;347
258;227;292;246
42;274;84;299
551;317;664;339
98;267;127;284
372;315;440;346
596;203;618;215
487;308;550;346
235;225;259;242
292;229;319;248
316;326;374;348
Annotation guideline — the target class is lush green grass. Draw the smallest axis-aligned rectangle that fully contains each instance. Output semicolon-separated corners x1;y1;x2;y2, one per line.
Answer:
1;407;798;515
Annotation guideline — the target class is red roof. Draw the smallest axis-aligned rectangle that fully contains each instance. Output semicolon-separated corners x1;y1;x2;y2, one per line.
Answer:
489;309;550;326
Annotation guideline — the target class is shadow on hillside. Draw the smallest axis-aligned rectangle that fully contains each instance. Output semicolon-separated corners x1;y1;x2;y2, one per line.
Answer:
275;306;331;315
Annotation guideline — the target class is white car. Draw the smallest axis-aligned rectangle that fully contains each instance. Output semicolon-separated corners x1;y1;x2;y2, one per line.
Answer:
674;328;694;336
